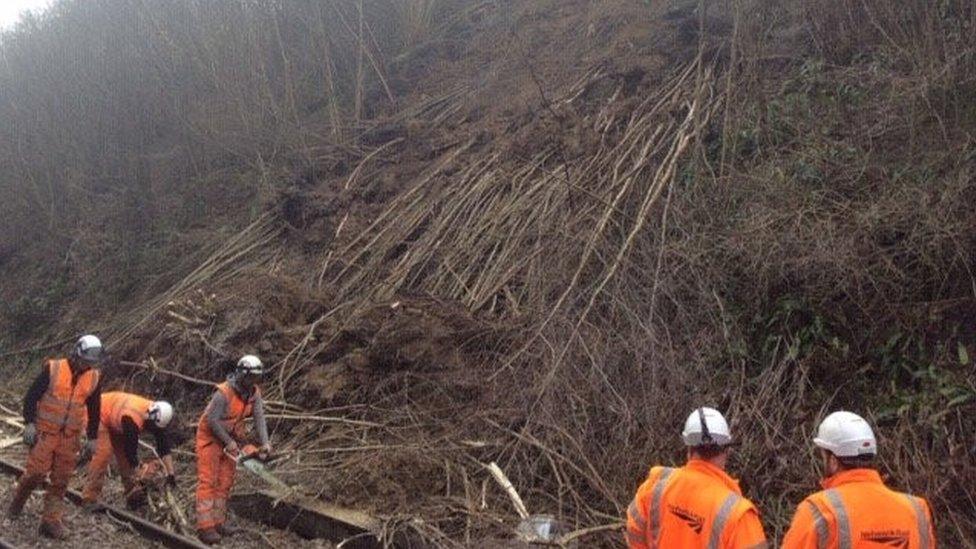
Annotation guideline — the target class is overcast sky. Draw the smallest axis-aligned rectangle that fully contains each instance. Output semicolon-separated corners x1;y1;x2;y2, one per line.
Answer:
0;0;53;30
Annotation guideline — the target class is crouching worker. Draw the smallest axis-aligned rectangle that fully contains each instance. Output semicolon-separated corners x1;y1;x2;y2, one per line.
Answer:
7;335;103;539
81;392;176;509
195;355;271;545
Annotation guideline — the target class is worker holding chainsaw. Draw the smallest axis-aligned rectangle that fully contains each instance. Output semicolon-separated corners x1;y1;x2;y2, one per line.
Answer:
195;354;272;545
81;391;177;509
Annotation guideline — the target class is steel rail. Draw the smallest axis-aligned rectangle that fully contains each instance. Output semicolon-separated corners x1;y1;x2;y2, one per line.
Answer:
0;457;207;549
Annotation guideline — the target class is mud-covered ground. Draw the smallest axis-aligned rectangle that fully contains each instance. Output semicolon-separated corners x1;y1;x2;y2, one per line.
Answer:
0;473;161;548
0;416;332;549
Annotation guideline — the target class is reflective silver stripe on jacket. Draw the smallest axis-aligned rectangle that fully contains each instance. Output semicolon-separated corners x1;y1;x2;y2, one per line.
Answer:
625;530;646;547
824;489;852;549
41;395;79;406
648;467;675;548
37;394;85;429
807;501;829;549
36;410;84;424
905;495;932;549
706;492;741;549
37;360;97;431
628;499;647;531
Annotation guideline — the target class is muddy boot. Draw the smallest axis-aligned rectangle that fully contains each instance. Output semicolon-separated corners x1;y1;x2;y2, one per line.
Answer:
125;487;147;510
216;522;238;537
7;479;36;518
39;520;67;540
198;528;221;545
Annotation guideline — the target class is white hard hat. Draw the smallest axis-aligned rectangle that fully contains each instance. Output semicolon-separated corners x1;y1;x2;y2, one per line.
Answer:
148;401;174;429
236;355;264;375
73;334;104;364
682;407;732;446
813;411;877;457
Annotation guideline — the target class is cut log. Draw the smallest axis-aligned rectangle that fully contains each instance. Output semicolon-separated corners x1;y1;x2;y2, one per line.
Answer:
229;490;385;547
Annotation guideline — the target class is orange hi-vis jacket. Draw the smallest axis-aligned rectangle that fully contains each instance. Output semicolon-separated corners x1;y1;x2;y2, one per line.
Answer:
196;382;257;445
781;469;936;549
626;459;767;549
195;381;260;531
35;359;100;435
100;392;152;433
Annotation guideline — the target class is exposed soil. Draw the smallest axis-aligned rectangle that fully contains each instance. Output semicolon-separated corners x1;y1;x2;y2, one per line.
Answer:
0;417;330;549
0;455;160;549
0;496;158;549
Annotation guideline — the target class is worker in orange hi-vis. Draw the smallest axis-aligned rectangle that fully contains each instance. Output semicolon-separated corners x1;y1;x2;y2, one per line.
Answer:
195;355;271;546
781;411;937;549
81;391;178;509
625;407;768;549
6;335;104;539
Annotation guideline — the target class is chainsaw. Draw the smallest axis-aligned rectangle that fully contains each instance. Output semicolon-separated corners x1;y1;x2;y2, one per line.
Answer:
225;444;292;493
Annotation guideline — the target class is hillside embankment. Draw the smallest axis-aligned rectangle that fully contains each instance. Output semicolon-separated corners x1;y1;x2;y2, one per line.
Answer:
1;0;974;546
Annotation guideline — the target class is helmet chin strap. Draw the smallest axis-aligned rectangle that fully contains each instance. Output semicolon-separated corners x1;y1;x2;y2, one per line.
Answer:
230;371;256;395
698;407;713;445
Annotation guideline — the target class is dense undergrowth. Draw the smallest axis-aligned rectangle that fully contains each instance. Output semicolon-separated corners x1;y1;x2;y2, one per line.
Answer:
1;0;974;546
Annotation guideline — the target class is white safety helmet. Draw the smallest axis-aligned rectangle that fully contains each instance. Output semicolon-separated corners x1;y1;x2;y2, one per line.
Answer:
147;401;175;429
236;354;264;375
681;407;732;447
813;411;877;457
73;334;104;364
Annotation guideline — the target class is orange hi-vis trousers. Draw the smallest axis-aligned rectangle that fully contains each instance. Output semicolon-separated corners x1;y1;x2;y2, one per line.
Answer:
81;425;137;503
18;430;81;525
195;438;236;530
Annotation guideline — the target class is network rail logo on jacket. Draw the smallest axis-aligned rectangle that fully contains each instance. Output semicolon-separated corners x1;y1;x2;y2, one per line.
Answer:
862;529;910;548
668;504;705;534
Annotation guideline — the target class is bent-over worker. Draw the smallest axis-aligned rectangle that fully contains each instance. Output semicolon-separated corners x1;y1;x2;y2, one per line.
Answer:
81;391;177;509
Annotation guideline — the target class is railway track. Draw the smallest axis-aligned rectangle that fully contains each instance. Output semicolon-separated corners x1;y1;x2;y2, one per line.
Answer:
0;396;406;549
0;416;329;549
0;455;207;549
0;450;331;548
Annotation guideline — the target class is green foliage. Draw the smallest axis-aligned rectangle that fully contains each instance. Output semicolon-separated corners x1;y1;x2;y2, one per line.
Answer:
739;56;873;168
872;330;975;422
738;296;847;371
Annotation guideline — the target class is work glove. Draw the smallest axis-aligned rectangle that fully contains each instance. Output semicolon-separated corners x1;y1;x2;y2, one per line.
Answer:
224;440;240;457
80;437;97;462
165;474;177;488
22;423;37;447
136;460;162;484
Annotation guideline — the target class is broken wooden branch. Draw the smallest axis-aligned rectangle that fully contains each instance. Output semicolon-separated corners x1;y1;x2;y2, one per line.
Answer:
485;461;529;519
